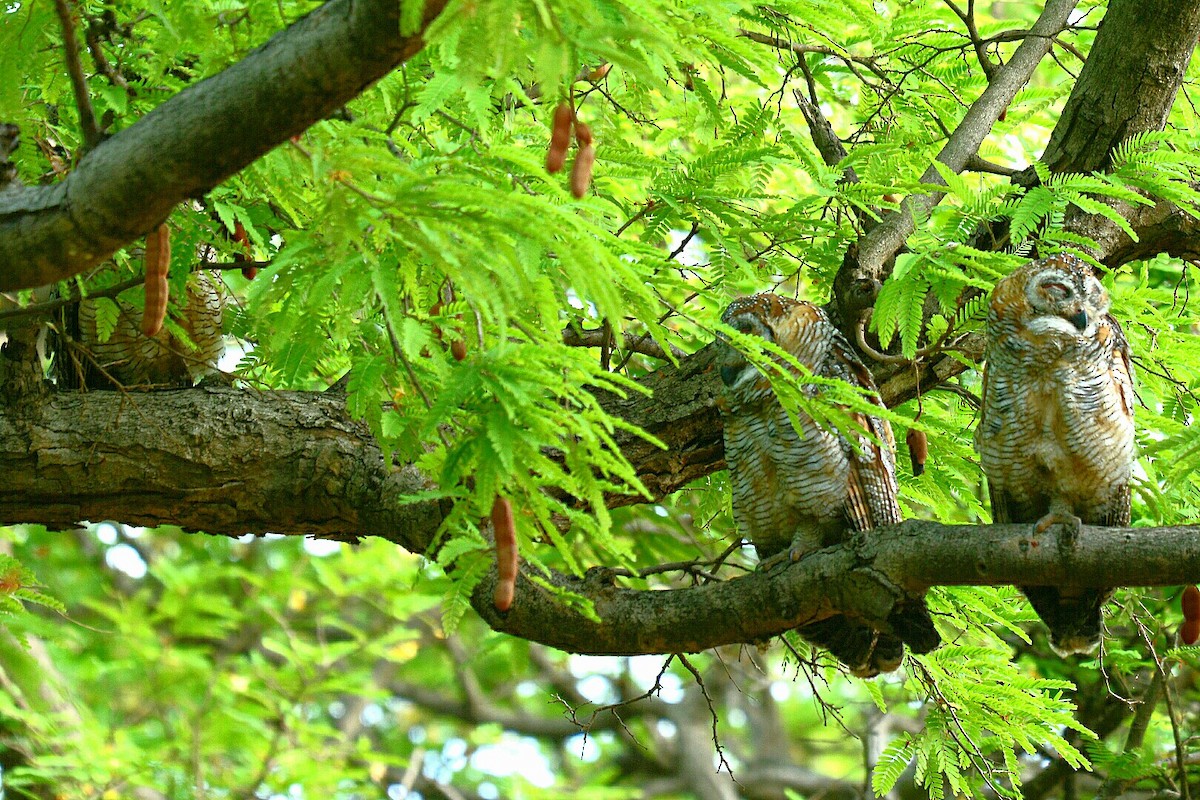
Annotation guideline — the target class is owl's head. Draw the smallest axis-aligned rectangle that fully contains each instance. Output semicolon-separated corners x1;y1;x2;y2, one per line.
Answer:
716;293;824;390
992;255;1111;341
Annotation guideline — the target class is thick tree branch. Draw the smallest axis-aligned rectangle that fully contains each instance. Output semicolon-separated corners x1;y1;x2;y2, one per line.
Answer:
0;0;448;292
2;382;1196;657
1042;0;1200;176
475;521;1200;656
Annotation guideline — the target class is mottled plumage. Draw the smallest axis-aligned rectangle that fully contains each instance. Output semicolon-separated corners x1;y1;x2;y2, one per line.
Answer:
62;271;225;389
976;254;1135;655
717;293;935;676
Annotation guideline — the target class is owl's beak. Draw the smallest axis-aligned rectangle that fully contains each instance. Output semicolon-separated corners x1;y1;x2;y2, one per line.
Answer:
1068;309;1088;331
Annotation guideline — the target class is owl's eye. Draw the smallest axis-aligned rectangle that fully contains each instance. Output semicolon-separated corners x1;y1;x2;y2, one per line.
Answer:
1042;281;1071;299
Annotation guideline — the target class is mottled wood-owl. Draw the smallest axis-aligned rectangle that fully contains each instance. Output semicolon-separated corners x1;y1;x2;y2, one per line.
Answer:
717;293;936;676
976;254;1135;655
58;270;225;389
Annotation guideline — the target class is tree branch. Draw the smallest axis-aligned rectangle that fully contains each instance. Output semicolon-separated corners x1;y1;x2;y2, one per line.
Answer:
1042;0;1200;176
852;0;1078;281
0;0;448;292
2;381;1197;657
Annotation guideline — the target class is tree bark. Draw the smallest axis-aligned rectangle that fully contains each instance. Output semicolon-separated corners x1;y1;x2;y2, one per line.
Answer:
0;0;448;292
1042;0;1200;175
3;381;1197;657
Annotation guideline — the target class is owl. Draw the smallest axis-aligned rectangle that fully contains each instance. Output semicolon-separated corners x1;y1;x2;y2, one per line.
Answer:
717;293;937;677
59;270;225;389
976;254;1135;656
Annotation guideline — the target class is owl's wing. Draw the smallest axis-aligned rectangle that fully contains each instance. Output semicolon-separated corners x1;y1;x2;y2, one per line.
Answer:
1100;314;1135;527
827;335;903;532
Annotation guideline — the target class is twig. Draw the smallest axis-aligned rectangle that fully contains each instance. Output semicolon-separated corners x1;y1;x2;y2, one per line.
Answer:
0;261;269;324
53;0;102;151
83;16;130;92
0;275;144;323
739;29;887;83
677;654;736;780
561;326;686;361
941;0;997;78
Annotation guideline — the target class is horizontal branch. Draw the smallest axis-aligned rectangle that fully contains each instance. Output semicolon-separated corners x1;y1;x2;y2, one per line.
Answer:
2;380;1196;656
476;521;1200;656
0;0;447;292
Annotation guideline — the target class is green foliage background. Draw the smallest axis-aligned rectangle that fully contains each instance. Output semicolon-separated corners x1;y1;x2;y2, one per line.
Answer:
1;0;1199;797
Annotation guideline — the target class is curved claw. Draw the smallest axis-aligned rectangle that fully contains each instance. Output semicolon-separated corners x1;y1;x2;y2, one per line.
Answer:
1034;511;1082;536
757;546;805;573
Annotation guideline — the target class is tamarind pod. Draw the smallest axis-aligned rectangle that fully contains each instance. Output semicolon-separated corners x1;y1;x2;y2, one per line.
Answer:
492;496;518;612
906;429;928;476
429;300;444;344
587;63;611;82
574;121;594;146
141;223;171;337
1185;585;1200;618
451;339;467;361
570;142;596;199
241;265;258;280
1182;585;1200;644
546;103;574;174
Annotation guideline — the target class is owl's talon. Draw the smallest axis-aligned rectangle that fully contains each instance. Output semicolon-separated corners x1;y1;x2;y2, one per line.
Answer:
757;547;804;573
1034;512;1083;546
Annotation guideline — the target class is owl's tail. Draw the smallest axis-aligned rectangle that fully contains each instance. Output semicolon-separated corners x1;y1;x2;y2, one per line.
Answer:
799;598;940;678
1022;586;1112;656
799;617;901;677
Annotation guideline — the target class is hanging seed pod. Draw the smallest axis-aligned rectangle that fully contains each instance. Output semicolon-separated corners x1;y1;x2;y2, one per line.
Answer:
570;123;596;199
546;103;574;174
906;429;928;476
141;223;171;337
1182;585;1200;645
491;496;518;612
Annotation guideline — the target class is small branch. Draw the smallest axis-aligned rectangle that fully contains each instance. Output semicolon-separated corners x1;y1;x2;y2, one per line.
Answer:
83;16;130;92
941;0;997;79
0;260;270;324
739;29;887;82
562;326;686;361
53;0;102;151
853;0;1078;280
964;153;1019;177
0;275;144;323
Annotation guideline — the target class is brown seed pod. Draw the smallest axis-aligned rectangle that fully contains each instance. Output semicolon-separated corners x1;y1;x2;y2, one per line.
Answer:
491;496;518;612
570;142;596;199
141;223;171;337
451;339;467;362
1182;585;1200;644
574;121;594;147
241;265;258;280
546;103;574;174
906;429;928;476
587;63;611;82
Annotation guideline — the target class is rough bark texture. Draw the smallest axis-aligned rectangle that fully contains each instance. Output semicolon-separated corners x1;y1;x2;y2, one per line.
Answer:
476;521;1200;656
1042;0;1200;175
0;0;449;292
0;386;444;551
